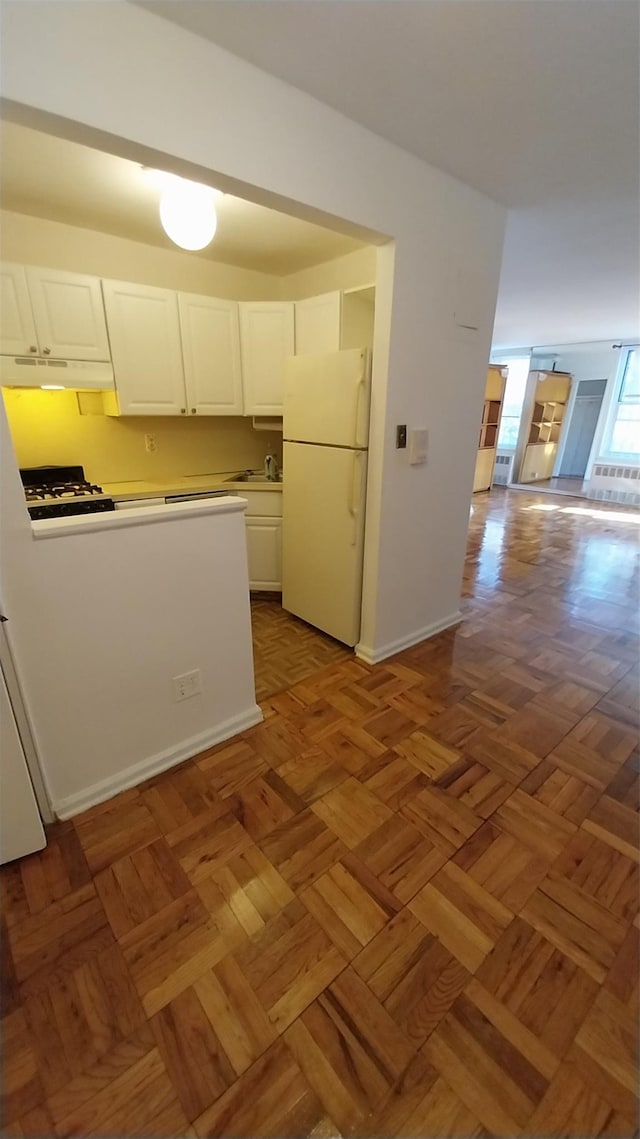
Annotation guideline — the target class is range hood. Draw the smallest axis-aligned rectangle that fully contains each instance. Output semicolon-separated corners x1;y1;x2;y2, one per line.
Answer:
0;355;115;391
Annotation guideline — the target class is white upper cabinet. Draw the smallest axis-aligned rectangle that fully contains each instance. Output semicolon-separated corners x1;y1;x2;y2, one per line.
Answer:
294;291;341;356
102;280;186;415
1;263;110;362
0;264;38;356
178;293;243;416
239;301;295;415
25;267;111;361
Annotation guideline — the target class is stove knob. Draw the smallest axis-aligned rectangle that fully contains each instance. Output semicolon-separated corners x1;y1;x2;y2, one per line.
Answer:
43;347;51;355
191;408;196;415
30;345;37;353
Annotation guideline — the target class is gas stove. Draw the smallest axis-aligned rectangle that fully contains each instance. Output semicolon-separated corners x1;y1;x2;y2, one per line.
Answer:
20;465;116;520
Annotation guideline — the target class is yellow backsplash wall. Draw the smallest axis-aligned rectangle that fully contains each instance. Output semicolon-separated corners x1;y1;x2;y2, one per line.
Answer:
2;388;281;484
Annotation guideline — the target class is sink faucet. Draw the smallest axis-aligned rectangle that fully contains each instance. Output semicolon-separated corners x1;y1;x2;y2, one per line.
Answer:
264;452;279;481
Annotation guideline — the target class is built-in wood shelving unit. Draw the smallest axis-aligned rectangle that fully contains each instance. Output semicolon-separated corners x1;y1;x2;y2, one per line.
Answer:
517;370;572;484
473;365;506;492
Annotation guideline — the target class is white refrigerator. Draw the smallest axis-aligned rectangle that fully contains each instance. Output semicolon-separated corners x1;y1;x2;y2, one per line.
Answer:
282;348;370;647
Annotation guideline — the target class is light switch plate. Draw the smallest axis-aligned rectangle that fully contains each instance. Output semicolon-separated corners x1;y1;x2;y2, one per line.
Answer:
408;428;427;465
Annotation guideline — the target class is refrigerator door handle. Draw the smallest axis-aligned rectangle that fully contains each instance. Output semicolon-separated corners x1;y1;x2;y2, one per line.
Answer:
348;452;362;545
354;373;367;449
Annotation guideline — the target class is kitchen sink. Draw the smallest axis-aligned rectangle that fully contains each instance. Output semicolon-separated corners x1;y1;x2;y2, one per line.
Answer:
226;472;282;483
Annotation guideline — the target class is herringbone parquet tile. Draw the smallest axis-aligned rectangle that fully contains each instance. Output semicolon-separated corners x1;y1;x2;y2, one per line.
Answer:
2;488;639;1137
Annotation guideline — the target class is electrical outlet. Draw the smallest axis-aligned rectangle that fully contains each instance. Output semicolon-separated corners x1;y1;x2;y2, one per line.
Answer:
173;669;202;701
145;433;157;453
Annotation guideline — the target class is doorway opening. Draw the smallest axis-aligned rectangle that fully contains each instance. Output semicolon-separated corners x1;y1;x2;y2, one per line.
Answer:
1;113;385;708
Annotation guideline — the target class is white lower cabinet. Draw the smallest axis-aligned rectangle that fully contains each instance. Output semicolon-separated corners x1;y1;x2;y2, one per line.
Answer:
246;517;282;590
236;490;282;590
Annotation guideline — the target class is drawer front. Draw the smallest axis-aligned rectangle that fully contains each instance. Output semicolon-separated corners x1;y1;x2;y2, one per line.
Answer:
233;490;282;517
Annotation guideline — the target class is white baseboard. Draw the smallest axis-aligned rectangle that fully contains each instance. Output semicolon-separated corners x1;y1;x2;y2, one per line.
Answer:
355;611;462;666
53;705;264;820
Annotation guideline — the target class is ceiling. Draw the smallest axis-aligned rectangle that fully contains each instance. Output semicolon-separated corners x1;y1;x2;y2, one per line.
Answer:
137;0;638;210
137;0;640;347
0;121;366;277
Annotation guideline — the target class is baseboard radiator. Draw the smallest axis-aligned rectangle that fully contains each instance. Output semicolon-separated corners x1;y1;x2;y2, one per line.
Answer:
492;452;515;485
585;464;640;506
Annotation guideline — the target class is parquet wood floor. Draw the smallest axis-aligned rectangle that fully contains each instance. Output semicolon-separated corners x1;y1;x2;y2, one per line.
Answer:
2;488;639;1137
250;596;350;702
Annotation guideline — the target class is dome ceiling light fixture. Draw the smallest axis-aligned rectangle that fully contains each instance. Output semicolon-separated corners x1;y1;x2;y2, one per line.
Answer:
143;169;222;251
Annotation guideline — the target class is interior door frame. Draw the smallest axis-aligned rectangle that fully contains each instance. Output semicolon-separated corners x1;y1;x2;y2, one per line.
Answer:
553;376;606;478
0;621;55;824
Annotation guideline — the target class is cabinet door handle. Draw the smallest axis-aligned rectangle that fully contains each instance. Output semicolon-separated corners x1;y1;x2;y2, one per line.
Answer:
181;408;186;414
191;408;197;415
43;346;51;355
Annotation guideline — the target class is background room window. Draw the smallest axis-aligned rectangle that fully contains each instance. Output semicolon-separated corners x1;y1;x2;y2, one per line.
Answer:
605;348;640;458
496;357;530;448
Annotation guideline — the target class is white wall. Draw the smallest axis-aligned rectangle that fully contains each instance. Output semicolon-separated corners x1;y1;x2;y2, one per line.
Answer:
0;398;261;816
494;200;640;350
282;247;377;300
0;208;280;299
1;4;504;664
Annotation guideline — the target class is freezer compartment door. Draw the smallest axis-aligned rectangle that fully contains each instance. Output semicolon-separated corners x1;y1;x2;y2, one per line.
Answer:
284;348;370;448
1;666;45;865
282;441;367;647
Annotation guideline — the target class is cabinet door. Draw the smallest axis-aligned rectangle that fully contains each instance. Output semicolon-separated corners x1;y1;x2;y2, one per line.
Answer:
239;302;294;415
294;291;341;356
473;448;496;493
102;280;186;415
178;293;243;415
0;263;38;356
245;517;282;590
26;267;110;361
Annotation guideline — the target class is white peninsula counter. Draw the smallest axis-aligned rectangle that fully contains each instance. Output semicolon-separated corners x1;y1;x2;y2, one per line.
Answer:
1;428;261;819
30;493;246;539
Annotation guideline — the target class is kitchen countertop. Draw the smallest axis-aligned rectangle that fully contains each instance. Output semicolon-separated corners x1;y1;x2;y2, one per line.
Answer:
101;474;283;500
30;493;248;539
